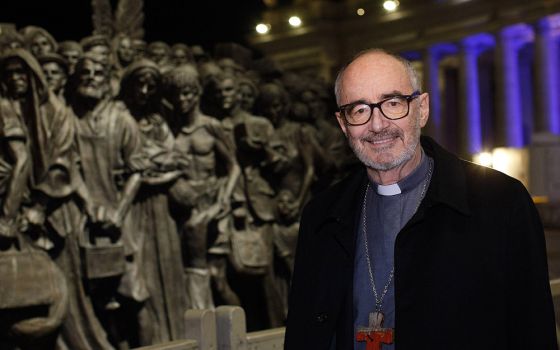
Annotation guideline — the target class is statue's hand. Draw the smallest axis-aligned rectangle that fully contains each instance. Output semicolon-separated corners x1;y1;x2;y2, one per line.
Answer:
0;217;17;238
142;170;183;185
24;205;46;228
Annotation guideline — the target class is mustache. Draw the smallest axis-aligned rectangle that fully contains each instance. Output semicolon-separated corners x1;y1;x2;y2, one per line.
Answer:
359;129;403;143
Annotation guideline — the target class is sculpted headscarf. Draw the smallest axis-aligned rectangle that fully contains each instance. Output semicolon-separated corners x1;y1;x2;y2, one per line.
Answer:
0;48;76;198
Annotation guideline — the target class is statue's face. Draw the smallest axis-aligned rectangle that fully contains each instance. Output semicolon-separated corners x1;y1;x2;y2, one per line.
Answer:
276;191;295;219
262;90;284;124
3;58;29;99
117;37;134;65
41;61;67;93
148;47;167;65
301;90;324;120
171;48;188;66
216;78;238;112
132;40;146;59
131;71;157;107
239;83;256;112
87;45;111;64
171;83;199;115
30;34;53;56
77;59;107;100
60;49;81;72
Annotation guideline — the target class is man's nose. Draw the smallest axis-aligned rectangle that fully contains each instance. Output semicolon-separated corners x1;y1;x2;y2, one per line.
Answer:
368;106;387;131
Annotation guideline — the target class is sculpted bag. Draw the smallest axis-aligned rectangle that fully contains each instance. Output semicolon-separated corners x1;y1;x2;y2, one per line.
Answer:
229;226;272;275
80;225;126;279
0;236;61;309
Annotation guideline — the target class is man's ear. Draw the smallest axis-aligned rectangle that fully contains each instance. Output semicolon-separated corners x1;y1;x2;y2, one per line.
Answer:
335;112;348;138
418;92;430;128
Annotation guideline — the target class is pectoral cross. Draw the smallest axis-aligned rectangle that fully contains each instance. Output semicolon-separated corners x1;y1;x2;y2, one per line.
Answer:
356;312;394;350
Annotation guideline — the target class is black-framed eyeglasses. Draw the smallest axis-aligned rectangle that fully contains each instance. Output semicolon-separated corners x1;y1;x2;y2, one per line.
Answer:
338;91;421;125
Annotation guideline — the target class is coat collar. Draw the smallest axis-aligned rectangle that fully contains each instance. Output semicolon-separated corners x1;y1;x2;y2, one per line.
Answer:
315;136;471;256
420;136;471;216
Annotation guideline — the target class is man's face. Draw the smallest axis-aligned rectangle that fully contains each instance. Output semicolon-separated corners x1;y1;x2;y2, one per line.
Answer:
216;78;238;112
41;61;67;93
335;53;429;172
131;71;157;107
171;83;199;115
30;34;53;56
3;58;29;99
117;37;134;65
77;59;107;100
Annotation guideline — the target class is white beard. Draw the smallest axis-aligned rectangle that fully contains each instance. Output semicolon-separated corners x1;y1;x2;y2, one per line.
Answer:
347;113;421;171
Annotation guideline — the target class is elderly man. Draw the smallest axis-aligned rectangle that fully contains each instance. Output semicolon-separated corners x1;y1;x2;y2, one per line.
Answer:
284;49;557;349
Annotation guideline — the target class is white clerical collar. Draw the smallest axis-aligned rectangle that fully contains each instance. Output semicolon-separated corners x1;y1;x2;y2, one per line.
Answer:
376;183;402;196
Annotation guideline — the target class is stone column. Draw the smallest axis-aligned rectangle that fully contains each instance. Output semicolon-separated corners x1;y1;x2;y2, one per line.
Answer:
422;43;458;147
494;24;534;147
534;14;560;135
458;34;495;156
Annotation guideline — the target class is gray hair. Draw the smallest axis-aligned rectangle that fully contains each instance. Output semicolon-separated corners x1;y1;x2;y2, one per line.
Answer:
333;48;421;105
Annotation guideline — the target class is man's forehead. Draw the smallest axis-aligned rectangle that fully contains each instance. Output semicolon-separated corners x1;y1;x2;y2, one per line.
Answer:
340;53;411;99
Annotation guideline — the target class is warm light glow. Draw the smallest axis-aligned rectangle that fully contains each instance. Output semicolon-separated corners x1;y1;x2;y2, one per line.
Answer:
256;23;270;34
473;152;493;168
288;16;302;27
357;8;365;16
383;0;399;11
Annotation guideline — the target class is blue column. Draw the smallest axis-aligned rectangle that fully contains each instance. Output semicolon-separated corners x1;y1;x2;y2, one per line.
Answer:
422;43;458;145
496;24;534;147
534;15;560;135
460;33;495;154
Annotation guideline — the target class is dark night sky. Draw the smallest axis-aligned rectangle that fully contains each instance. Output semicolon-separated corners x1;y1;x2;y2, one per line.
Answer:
1;0;266;50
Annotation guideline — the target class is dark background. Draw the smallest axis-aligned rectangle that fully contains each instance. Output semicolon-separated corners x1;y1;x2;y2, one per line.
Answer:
1;0;266;49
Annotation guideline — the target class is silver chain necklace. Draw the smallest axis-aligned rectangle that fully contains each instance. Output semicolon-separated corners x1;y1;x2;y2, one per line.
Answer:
361;159;433;313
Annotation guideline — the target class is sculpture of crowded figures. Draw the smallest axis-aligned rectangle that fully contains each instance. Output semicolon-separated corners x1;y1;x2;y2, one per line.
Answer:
0;21;357;348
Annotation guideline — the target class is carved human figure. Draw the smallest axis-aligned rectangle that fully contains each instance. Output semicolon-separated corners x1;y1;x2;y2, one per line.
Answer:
119;59;187;345
80;35;112;65
58;40;83;74
0;29;24;53
113;34;135;71
299;80;353;186
163;64;240;309
0;49;112;349
38;53;68;101
131;39;147;61
255;82;319;217
21;26;57;57
146;41;170;67
206;73;285;331
66;52;149;348
238;76;258;114
271;189;300;316
170;43;194;67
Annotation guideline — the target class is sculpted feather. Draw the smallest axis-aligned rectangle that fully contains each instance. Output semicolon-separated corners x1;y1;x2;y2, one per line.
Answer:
91;0;114;37
115;0;145;39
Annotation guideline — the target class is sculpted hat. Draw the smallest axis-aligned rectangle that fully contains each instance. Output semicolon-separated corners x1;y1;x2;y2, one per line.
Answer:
37;52;69;74
80;35;111;51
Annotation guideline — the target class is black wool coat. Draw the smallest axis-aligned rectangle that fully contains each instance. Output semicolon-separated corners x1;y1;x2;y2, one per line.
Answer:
285;136;558;350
